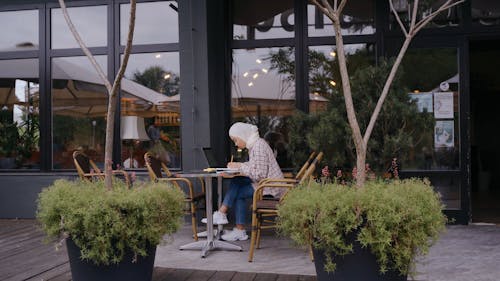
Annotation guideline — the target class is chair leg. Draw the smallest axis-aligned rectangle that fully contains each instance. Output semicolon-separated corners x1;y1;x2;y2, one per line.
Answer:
190;201;198;241
248;211;258;262
256;218;262;249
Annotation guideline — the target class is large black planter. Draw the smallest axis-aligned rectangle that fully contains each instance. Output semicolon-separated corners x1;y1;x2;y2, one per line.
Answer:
312;234;407;281
66;238;156;281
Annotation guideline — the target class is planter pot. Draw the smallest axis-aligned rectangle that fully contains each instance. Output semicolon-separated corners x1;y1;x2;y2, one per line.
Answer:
0;157;16;169
66;238;156;281
312;232;407;281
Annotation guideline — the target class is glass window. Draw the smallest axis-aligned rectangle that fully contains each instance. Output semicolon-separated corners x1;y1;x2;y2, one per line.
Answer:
120;1;179;45
120;52;181;169
400;48;459;171
0;59;40;169
51;6;107;49
232;47;295;168
233;1;294;40
0;10;38;52
472;1;500;27
307;1;375;37
389;0;461;30
52;56;107;169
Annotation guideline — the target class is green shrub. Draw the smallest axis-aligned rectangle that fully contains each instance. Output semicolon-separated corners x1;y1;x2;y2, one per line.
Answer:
37;179;185;265
277;178;447;276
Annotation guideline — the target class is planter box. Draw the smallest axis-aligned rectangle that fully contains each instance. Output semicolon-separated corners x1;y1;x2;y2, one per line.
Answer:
312;232;407;281
66;238;156;281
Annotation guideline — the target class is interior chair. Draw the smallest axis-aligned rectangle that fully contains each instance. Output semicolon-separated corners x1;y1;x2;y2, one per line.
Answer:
73;150;131;186
144;152;205;241
248;151;324;262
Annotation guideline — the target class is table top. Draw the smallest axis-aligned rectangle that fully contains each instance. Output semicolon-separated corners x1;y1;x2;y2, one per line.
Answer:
174;171;221;178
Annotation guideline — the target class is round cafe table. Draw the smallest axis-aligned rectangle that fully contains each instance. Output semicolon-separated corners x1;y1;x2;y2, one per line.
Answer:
176;171;242;258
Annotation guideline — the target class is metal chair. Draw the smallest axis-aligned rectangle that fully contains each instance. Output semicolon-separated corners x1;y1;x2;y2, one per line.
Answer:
144;152;205;241
72;150;131;186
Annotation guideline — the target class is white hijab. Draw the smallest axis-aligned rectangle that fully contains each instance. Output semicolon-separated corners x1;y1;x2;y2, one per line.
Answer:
229;122;260;149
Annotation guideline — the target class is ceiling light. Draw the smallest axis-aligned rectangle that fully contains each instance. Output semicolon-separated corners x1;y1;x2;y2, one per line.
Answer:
256;59;262;64
329;80;336;86
248;82;254;87
243;72;249;77
261;68;268;73
253;73;259;79
164;74;171;79
330;51;336;57
155;54;161;58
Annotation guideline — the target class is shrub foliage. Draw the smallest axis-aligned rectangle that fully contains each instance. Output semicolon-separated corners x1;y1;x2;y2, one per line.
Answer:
37;179;185;265
277;179;447;275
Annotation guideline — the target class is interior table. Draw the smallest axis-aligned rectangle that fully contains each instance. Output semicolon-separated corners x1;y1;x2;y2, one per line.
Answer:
175;171;242;258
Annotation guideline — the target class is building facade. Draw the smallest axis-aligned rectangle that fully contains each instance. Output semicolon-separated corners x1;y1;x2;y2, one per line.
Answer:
1;0;500;224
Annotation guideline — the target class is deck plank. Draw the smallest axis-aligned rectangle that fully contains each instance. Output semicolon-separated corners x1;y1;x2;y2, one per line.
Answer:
231;272;257;281
153;267;175;281
162;268;195;281
254;273;279;281
185;269;216;281
25;262;70;281
207;270;236;281
0;220;317;281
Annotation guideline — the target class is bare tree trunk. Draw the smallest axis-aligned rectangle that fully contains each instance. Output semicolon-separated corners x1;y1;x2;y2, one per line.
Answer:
59;0;137;189
311;0;464;187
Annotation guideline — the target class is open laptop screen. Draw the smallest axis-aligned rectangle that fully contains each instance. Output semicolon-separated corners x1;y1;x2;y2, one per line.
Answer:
202;147;220;167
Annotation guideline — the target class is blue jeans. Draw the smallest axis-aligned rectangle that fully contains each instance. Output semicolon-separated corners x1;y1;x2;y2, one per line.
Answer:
222;176;254;225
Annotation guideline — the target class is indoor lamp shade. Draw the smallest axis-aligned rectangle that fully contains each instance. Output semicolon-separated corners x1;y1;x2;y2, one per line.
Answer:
121;116;150;141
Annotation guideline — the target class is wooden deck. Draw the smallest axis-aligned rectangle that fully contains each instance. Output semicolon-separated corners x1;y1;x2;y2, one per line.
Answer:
0;219;316;281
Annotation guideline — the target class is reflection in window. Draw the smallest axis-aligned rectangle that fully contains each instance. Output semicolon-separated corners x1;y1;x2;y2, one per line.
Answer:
121;52;181;169
120;1;179;45
472;1;500;26
233;1;294;40
0;59;40;169
232;47;295;168
51;6;107;49
294;45;378;172
401;48;459;171
0;10;38;52
52;56;107;169
307;1;375;37
389;0;461;30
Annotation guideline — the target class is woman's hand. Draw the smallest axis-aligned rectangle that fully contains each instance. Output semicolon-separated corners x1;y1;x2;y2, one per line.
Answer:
227;162;241;169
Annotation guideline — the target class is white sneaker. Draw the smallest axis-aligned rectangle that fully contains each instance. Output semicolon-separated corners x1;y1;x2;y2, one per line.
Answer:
221;228;248;241
200;211;228;225
195;229;218;238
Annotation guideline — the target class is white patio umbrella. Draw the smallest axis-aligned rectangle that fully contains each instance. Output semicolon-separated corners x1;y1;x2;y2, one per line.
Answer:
0;58;178;117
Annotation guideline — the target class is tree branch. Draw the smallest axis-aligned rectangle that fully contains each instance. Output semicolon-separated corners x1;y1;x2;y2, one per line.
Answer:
413;0;464;34
389;0;408;37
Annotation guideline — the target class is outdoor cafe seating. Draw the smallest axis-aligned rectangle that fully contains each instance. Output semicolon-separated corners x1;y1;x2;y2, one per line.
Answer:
144;152;206;241
72;150;131;186
248;151;324;262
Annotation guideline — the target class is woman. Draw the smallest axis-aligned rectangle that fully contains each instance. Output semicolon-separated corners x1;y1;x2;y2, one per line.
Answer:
205;122;283;241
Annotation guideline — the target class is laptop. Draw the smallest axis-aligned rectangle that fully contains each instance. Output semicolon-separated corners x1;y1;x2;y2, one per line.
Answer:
202;148;239;174
202;147;220;168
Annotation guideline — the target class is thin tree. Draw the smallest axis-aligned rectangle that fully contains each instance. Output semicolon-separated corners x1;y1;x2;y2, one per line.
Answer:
58;0;136;189
311;0;464;186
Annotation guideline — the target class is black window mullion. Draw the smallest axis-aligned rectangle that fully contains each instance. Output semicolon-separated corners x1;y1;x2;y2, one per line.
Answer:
112;0;122;167
294;0;308;112
41;3;51;171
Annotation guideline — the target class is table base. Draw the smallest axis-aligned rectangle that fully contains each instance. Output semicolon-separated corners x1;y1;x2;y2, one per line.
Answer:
179;240;243;258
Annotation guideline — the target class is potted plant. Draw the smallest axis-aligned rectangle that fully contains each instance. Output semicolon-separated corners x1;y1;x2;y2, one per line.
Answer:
36;178;184;281
277;178;447;281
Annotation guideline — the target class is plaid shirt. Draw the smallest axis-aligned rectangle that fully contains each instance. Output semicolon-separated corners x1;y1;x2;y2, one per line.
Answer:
240;138;284;197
